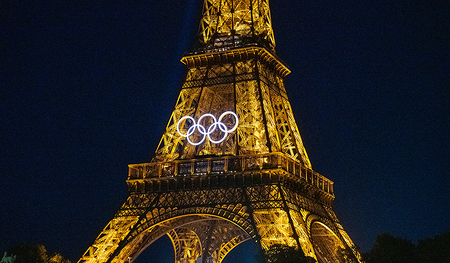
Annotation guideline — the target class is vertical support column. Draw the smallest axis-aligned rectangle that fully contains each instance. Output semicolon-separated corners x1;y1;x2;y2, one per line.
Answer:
254;55;272;152
207;159;211;174
278;183;302;251
241;186;266;263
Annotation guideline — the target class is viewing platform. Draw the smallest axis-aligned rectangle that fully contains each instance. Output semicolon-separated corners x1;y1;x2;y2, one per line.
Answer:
128;153;334;196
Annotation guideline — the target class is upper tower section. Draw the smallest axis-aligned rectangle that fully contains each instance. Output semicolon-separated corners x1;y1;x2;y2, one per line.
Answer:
195;0;275;53
152;0;312;169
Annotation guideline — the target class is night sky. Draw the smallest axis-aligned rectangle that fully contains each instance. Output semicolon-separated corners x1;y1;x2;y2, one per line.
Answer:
1;0;449;262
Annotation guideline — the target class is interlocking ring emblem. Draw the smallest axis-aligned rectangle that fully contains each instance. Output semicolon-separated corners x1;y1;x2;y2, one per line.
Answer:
177;111;238;145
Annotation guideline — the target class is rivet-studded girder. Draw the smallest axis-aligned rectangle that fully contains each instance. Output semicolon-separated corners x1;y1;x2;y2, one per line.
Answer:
197;0;275;52
78;170;361;263
154;47;311;169
167;220;251;263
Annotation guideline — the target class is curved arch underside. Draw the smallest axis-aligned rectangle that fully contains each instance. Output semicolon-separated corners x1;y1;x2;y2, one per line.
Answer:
167;219;251;263
114;214;252;263
122;215;251;263
78;176;360;263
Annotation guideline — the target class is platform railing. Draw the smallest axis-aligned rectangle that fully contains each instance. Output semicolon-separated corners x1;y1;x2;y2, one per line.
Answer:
128;153;333;195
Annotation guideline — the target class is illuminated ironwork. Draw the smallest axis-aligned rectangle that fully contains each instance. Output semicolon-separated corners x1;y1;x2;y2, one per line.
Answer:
78;1;362;263
198;0;275;52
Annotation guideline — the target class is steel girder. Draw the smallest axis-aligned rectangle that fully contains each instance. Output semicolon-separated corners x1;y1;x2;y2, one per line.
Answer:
167;219;251;263
77;170;361;263
198;0;275;51
154;47;311;169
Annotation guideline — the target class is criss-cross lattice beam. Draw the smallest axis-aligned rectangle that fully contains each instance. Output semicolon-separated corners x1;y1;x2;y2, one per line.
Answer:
198;0;275;50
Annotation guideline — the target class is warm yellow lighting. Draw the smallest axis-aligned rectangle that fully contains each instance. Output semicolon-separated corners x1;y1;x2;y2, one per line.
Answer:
78;1;361;262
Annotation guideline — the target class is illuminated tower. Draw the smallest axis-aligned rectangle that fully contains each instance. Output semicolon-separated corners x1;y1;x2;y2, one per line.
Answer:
78;1;362;263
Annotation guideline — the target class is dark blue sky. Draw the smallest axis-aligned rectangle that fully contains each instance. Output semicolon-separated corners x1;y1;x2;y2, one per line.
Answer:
1;0;449;262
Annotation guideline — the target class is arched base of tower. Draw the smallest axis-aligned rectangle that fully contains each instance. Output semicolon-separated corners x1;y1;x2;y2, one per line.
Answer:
79;161;361;263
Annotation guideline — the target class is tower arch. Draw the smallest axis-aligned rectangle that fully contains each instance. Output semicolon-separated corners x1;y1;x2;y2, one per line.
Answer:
112;212;252;263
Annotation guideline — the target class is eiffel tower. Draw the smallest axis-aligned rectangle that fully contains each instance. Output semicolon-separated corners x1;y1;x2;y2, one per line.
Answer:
78;1;362;263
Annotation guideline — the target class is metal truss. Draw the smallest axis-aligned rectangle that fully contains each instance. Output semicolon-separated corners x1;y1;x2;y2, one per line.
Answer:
168;228;202;263
78;164;361;263
78;0;362;262
154;47;311;169
167;219;251;263
198;0;275;52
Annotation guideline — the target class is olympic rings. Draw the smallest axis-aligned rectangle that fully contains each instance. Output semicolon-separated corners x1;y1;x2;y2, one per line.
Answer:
177;111;238;145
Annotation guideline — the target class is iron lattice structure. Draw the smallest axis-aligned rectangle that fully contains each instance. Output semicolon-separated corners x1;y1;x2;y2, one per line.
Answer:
78;1;362;262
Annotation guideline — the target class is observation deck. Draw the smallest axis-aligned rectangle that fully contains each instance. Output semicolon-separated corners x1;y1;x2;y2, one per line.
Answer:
128;153;334;203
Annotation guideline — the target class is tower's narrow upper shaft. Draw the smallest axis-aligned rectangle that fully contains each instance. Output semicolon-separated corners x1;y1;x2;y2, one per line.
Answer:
197;0;275;52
